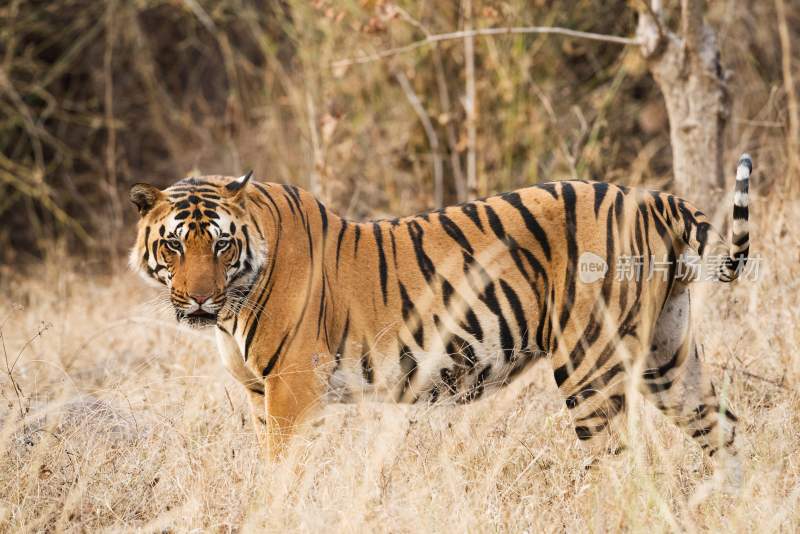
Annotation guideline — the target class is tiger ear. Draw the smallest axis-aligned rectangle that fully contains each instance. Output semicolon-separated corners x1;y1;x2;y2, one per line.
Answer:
129;183;163;216
225;170;253;193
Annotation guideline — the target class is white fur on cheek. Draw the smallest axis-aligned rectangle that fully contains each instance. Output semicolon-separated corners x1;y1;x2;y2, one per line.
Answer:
128;222;170;288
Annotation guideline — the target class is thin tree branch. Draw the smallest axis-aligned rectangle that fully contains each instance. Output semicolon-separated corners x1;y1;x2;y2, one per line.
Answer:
775;0;800;192
391;4;467;201
639;0;664;42
332;26;641;69
681;0;704;52
636;0;666;58
103;0;122;237
463;0;478;199
708;362;787;390
432;47;466;202
393;71;443;208
651;0;663;15
305;90;323;198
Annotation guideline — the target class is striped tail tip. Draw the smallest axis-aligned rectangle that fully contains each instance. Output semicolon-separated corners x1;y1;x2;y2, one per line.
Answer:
733;154;753;217
733;153;750;212
737;153;753;177
727;153;751;281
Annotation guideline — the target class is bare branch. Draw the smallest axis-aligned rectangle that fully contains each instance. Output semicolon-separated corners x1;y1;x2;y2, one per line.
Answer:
463;0;477;199
393;71;443;208
641;0;664;39
651;0;663;13
103;0;122;233
636;0;665;58
776;0;800;191
708;362;787;390
332;26;640;69
2;317;50;418
431;47;466;201
305;90;323;198
680;0;704;52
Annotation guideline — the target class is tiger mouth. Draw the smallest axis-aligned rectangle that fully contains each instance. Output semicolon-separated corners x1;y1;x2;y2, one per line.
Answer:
178;309;218;327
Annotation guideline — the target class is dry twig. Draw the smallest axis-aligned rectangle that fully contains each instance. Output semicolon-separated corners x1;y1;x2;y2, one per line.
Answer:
463;0;478;199
393;71;443;207
708;362;787;390
331;26;640;69
775;0;800;191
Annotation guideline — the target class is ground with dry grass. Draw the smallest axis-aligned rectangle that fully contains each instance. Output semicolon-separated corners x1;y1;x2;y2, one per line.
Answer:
1;195;799;532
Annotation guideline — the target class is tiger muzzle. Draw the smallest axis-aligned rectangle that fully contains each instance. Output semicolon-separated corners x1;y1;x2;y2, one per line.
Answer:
173;292;225;328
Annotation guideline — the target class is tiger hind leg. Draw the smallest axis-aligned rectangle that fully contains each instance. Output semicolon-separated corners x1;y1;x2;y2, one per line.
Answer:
641;282;741;483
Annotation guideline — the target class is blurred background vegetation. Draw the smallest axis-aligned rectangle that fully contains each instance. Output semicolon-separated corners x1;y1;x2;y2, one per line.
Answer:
0;0;796;265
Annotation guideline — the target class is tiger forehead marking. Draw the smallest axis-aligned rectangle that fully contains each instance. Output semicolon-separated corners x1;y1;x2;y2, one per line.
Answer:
165;178;238;234
130;154;752;474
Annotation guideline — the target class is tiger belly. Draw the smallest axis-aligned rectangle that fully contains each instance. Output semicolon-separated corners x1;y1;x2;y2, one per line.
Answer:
326;321;547;405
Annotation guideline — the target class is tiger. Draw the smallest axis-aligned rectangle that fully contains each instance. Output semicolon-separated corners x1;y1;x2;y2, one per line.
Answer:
129;154;751;475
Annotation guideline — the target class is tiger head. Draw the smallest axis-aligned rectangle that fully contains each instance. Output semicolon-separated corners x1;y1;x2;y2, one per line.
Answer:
128;172;267;327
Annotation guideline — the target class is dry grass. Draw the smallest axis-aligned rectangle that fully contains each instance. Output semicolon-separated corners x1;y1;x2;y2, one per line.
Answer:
2;1;800;530
1;194;799;532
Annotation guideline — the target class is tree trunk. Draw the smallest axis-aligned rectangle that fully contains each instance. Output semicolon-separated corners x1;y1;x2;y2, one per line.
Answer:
637;0;729;210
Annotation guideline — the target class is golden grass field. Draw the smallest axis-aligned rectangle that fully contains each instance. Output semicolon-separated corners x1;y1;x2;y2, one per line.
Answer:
1;195;799;532
2;0;800;531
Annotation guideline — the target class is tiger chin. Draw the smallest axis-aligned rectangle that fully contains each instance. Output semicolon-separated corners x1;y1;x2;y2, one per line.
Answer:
129;155;751;484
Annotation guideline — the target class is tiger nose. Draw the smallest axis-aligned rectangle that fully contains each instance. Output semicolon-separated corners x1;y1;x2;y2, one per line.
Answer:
191;294;211;305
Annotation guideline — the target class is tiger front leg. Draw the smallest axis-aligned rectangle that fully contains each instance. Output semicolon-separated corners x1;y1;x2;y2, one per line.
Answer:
260;352;329;460
246;389;270;454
